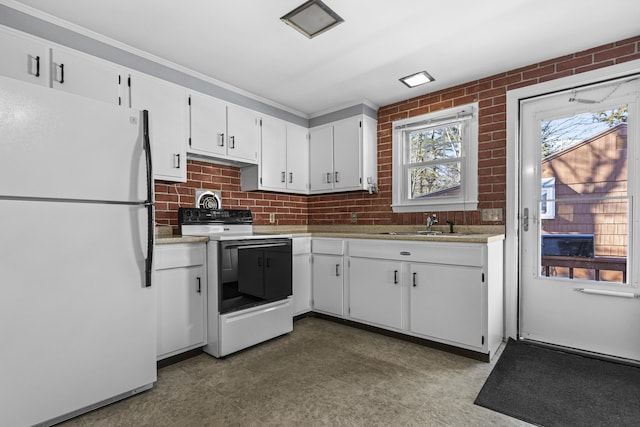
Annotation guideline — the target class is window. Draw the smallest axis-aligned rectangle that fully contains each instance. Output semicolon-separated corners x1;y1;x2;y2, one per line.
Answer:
540;177;556;219
391;103;479;212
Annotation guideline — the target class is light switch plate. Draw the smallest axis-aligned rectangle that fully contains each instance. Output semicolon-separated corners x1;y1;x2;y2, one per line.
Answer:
481;208;503;222
351;212;358;224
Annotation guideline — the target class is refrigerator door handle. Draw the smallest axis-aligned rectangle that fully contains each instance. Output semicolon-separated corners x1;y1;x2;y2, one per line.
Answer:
143;110;154;288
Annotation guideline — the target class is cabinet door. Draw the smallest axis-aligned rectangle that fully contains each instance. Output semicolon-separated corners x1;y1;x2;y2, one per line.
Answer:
188;92;227;157
260;116;287;190
0;29;48;86
130;72;186;182
349;257;403;329
333;116;362;190
309;125;334;192
312;254;343;316
264;248;293;300
155;265;205;358
51;47;122;105
286;123;309;192
227;103;260;163
409;263;483;348
293;253;312;316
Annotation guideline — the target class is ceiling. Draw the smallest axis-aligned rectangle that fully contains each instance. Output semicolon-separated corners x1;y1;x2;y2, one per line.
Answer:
6;0;640;117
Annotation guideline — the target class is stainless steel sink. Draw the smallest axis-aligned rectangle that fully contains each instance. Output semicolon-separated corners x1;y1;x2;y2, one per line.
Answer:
376;231;443;236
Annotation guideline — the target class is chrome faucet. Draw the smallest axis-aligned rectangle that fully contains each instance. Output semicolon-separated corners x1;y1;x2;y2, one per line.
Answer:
425;214;438;231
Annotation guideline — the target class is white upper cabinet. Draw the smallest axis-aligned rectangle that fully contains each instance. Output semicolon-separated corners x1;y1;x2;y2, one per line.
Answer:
130;72;187;182
188;91;227;157
227;104;260;163
309;115;377;194
241;116;309;194
285;123;310;193
0;27;48;86
259;115;288;189
50;46;123;106
187;93;260;165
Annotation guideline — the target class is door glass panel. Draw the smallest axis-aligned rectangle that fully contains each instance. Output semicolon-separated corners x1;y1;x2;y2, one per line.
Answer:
538;107;628;284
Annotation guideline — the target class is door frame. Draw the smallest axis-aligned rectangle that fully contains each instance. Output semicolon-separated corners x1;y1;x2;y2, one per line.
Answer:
504;58;640;340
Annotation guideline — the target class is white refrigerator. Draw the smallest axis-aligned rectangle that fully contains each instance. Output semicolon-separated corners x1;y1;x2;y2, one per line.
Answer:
0;76;156;426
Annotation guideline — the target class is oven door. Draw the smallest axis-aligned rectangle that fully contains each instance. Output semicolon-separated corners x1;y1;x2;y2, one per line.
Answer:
219;238;292;314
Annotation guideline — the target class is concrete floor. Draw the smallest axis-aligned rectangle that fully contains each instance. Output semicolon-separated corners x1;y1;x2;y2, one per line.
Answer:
58;317;532;426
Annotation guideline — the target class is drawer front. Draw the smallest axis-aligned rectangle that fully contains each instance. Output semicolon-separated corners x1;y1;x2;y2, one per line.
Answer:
219;298;293;356
312;238;344;255
155;243;206;270
348;239;484;267
293;237;311;255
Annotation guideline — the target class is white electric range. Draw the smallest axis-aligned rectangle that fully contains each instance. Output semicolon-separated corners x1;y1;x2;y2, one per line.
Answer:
179;208;293;357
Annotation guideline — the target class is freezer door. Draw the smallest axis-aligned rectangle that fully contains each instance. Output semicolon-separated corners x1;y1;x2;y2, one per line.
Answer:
0;200;156;427
0;75;146;202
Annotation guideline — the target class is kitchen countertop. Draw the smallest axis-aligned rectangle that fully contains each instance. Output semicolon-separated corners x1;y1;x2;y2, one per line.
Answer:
155;225;505;244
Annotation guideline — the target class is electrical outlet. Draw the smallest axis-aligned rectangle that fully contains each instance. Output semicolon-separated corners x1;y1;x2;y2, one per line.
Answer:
481;208;503;222
351;212;358;224
269;213;276;224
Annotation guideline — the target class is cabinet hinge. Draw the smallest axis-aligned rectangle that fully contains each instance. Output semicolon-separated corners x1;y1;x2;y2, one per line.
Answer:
482;272;485;282
482;335;485;345
118;96;121;106
118;75;121;84
359;177;362;184
127;76;131;87
260;177;262;184
348;307;351;315
188;96;191;106
189;137;192;147
260;118;262;127
359;121;362;128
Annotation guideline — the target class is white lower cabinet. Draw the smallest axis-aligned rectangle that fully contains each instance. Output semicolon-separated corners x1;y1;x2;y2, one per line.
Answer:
348;257;403;329
154;243;206;360
343;238;503;358
409;262;483;349
311;238;345;317
292;237;312;316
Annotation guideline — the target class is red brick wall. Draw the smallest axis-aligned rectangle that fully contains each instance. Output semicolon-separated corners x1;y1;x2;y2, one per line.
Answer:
155;35;640;231
154;160;308;231
308;34;640;226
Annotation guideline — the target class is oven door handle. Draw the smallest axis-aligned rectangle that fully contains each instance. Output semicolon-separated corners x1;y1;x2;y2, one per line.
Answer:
225;242;290;250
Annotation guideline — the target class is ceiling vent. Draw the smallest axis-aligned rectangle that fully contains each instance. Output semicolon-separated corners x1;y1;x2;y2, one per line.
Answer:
281;0;344;39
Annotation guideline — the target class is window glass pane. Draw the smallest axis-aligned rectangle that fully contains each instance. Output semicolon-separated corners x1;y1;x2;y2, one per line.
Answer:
409;163;461;199
539;197;628;284
409;123;462;163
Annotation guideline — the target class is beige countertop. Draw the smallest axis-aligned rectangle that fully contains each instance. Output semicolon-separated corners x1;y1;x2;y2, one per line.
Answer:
156;224;505;245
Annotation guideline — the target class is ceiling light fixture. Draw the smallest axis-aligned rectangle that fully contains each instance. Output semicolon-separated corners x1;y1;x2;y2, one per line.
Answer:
399;71;435;88
281;0;344;39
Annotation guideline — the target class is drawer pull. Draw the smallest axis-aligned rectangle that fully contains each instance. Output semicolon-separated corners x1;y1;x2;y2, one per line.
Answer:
400;251;411;256
393;270;398;284
196;277;201;293
412;272;417;287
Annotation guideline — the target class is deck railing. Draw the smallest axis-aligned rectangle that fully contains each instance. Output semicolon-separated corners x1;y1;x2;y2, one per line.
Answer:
541;255;627;282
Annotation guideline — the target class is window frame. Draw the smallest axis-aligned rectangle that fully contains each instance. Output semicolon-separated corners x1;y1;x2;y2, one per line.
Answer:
391;103;479;213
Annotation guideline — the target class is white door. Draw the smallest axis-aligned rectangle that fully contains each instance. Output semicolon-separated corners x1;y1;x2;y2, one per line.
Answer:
309;125;334;192
286;123;309;192
312;254;344;316
333;116;362;190
260;115;287;189
0;28;48;85
227;103;260;163
130;72;186;182
520;77;640;360
188;92;227;157
409;262;483;348
51;47;123;105
349;257;403;329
